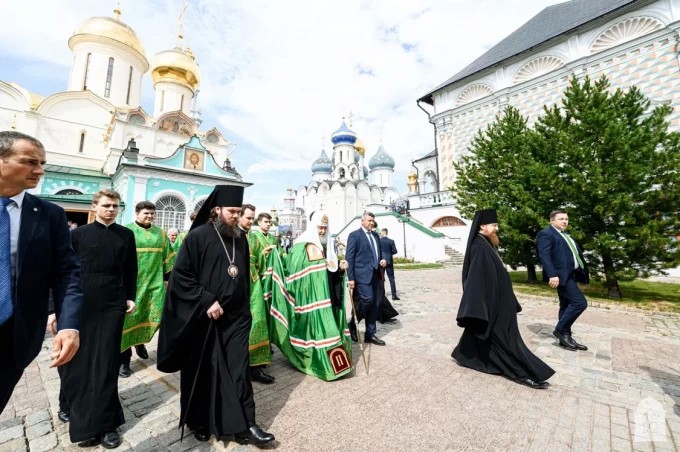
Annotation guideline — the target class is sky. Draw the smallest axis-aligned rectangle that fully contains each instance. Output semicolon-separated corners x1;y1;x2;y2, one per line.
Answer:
0;0;562;211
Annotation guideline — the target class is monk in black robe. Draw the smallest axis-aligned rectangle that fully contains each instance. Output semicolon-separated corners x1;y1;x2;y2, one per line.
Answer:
157;185;274;446
53;190;137;448
451;209;554;389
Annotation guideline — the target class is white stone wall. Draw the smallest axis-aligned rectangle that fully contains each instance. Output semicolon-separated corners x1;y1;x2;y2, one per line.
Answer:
153;82;194;118
430;0;680;190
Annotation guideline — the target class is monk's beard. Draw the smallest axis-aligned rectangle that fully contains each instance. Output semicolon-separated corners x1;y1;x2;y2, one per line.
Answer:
319;234;328;247
213;217;241;239
482;232;500;247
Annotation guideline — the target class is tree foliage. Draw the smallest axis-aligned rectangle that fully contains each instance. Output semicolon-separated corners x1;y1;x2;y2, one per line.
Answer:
453;76;680;297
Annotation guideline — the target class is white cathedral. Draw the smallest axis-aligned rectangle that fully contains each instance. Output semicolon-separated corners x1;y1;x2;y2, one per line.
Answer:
0;6;244;229
288;121;401;232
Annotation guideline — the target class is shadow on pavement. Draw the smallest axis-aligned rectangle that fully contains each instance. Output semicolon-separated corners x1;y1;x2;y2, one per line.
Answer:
640;366;680;416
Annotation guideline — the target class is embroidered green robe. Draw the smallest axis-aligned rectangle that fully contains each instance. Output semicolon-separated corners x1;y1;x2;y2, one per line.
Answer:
121;223;175;351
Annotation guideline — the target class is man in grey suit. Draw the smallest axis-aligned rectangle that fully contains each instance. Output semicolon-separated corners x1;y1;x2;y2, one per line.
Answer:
536;209;589;352
379;228;399;300
0;131;83;414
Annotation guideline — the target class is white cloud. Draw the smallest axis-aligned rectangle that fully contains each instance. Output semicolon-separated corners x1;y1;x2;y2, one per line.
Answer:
0;0;561;210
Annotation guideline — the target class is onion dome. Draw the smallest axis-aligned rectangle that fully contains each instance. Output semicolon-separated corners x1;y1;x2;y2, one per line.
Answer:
354;150;360;163
368;145;395;170
331;121;357;145
354;138;366;157
311;149;332;174
69;10;146;63
150;47;201;90
363;166;369;178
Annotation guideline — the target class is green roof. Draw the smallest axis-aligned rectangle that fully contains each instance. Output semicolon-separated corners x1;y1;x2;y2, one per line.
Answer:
44;165;108;178
336;210;444;238
39;193;125;207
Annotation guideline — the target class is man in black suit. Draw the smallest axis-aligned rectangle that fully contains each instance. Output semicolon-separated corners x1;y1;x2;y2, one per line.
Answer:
346;212;387;345
0;131;83;414
536;209;589;352
379;228;399;300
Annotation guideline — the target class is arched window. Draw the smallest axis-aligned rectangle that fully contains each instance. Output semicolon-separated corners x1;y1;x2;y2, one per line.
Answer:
56;189;83;195
129;113;145;125
155;195;186;231
193;198;206;213
104;57;114;98
432;216;466;227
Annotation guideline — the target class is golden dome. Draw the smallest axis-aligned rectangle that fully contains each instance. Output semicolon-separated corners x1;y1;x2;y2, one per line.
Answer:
150;48;201;91
69;15;146;59
408;171;418;183
354;138;366;157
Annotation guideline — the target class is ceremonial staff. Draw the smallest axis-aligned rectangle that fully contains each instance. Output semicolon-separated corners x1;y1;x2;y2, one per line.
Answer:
347;285;369;375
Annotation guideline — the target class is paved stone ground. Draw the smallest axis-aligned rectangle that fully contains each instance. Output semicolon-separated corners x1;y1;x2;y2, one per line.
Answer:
1;267;679;451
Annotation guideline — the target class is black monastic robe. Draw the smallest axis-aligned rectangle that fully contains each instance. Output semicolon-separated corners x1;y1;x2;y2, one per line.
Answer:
452;235;554;382
59;221;137;442
157;223;254;437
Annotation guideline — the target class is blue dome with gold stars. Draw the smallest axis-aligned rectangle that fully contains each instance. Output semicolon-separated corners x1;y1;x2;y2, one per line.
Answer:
368;145;395;170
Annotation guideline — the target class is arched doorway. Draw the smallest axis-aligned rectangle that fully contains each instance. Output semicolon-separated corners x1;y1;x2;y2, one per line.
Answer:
432;216;466;227
155;195;186;231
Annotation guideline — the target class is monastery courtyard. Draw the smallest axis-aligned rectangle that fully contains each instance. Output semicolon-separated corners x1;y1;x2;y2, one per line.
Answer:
1;267;679;452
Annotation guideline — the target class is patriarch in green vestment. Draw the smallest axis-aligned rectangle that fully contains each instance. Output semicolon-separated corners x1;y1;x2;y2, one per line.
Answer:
120;201;175;376
265;211;353;381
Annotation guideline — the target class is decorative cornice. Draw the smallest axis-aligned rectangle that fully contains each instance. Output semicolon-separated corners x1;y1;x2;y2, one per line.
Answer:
590;16;664;54
455;84;494;107
512;56;566;85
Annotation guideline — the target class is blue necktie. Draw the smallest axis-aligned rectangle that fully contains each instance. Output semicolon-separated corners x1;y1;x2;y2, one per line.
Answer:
0;197;14;325
366;231;378;269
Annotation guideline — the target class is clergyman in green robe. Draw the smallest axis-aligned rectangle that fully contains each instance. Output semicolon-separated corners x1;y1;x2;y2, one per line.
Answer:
119;201;175;377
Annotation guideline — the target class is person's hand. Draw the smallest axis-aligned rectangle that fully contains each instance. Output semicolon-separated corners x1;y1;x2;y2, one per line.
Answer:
263;245;276;256
340;259;349;270
379;259;387;268
207;301;224;320
348;280;355;290
47;314;57;335
125;300;136;314
548;276;559;289
49;330;80;368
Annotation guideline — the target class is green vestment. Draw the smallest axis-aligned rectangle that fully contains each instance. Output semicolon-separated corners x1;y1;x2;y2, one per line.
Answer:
247;230;272;366
121;223;175;351
265;242;352;381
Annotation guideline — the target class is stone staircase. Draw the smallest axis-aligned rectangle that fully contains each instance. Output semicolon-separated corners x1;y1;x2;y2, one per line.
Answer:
441;245;464;265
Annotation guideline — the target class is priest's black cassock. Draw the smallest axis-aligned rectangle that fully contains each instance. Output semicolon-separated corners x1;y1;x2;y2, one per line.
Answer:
157;223;254;437
59;221;137;442
451;232;554;383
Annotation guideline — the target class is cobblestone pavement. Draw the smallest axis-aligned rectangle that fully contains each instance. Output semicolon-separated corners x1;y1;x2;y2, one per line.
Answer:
1;267;679;451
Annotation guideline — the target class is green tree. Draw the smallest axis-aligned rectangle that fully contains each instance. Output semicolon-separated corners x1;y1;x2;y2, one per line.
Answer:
453;106;556;283
534;76;680;298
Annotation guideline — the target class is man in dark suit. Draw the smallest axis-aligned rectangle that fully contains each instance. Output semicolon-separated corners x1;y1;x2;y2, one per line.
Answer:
0;131;83;414
536;209;589;352
346;212;387;346
379;228;399;300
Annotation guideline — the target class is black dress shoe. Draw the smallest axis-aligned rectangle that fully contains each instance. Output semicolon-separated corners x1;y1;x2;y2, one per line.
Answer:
515;377;550;389
392;296;401;300
78;437;100;448
568;335;588;351
101;431;121;449
251;369;275;384
57;410;70;423
365;336;386;346
119;363;132;378
135;345;149;359
193;427;210;442
553;330;578;351
235;424;275;445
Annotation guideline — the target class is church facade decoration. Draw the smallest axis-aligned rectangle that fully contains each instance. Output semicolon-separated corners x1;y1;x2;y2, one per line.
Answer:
0;6;248;230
